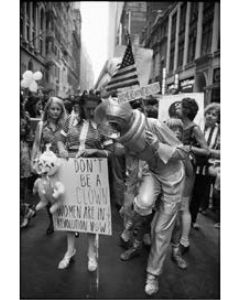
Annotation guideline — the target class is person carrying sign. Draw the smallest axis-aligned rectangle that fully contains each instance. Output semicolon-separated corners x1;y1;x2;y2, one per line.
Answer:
57;94;112;271
94;99;190;296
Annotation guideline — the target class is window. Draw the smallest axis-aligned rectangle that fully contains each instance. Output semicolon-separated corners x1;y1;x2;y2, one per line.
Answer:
32;3;37;48
40;9;45;55
169;46;175;72
188;29;197;63
20;3;24;38
187;3;198;63
178;39;184;67
201;3;214;56
179;3;187;34
26;3;31;42
171;13;177;43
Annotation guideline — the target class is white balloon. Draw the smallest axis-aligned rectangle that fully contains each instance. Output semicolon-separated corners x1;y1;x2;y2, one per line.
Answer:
29;80;38;92
33;71;43;81
23;70;33;80
21;79;29;88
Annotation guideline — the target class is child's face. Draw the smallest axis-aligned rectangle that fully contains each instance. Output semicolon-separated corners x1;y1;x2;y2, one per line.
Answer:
172;127;183;141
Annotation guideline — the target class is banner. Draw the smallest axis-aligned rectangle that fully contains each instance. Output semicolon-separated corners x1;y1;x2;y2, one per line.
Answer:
53;158;112;236
118;82;160;103
157;93;205;130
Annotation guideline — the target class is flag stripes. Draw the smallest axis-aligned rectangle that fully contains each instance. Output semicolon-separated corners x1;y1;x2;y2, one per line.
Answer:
106;38;139;93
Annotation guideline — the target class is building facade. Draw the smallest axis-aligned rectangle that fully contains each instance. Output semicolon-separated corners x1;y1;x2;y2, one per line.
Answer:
20;1;82;98
142;1;220;104
117;2;147;47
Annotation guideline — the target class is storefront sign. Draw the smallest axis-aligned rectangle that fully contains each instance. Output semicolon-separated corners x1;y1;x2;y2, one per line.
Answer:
53;158;112;236
180;78;195;90
118;82;160;102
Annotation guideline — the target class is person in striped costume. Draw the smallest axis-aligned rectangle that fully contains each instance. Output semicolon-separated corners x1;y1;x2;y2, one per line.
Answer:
57;94;112;272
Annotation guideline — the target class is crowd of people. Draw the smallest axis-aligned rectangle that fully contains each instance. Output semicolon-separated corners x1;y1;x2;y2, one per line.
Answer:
20;90;220;296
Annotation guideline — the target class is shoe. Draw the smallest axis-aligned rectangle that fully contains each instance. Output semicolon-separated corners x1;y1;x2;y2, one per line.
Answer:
172;248;188;270
88;257;98;272
179;243;190;255
46;223;54;235
119;235;131;249
120;240;142;261
200;209;208;216
143;233;152;247
144;273;159;296
58;249;76;269
26;207;36;218
214;223;220;229
192;222;200;230
20;218;29;228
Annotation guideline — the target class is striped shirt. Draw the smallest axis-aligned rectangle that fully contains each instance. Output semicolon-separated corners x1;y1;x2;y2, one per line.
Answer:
60;115;111;152
196;123;220;175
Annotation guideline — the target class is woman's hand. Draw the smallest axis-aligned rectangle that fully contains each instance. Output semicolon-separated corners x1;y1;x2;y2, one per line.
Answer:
76;149;108;158
59;150;69;160
145;130;158;146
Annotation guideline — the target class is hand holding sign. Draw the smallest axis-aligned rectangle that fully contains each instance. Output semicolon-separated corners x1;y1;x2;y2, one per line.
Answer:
76;149;108;158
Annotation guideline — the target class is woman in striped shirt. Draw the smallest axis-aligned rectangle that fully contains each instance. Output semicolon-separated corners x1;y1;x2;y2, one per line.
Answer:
197;103;220;214
57;95;111;271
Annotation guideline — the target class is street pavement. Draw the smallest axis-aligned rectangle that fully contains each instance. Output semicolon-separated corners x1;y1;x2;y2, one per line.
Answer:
20;199;220;299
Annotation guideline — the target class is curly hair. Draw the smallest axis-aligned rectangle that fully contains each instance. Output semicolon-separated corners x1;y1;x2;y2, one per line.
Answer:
182;97;199;121
204;102;220;123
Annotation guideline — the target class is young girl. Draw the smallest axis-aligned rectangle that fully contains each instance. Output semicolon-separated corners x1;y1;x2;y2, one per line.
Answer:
165;117;197;254
30;97;67;234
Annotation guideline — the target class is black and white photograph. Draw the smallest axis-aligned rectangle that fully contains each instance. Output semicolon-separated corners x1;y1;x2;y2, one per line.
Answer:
3;0;233;299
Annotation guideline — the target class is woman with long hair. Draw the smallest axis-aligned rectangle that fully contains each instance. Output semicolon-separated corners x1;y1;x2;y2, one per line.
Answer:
30;96;67;234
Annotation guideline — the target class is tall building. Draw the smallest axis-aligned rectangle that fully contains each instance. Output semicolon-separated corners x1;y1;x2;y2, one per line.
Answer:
108;2;124;58
142;2;172;85
118;2;147;47
20;1;82;98
142;1;220;104
79;43;95;91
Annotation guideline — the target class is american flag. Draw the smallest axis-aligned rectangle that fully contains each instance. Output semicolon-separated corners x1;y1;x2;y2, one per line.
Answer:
106;38;140;93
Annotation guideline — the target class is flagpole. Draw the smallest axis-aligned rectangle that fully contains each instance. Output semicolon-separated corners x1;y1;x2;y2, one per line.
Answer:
128;11;131;34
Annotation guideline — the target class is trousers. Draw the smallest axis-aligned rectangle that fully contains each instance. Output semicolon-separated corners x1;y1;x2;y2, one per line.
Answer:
133;171;184;276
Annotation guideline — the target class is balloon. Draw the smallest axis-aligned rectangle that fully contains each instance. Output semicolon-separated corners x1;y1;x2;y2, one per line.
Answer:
21;79;29;88
33;71;43;81
23;70;33;80
29;80;38;92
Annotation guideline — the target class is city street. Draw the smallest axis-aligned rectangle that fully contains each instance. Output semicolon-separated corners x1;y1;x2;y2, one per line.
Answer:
20;199;220;299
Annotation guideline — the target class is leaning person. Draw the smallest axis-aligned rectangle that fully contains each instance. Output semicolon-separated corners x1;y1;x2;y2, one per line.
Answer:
94;99;190;296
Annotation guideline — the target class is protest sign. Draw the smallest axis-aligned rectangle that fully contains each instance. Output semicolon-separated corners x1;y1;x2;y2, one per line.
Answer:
53;158;112;236
118;82;160;103
157;93;205;130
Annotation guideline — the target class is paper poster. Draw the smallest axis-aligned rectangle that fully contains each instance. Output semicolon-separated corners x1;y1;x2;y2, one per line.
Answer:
53;158;112;236
118;82;160;102
157;93;205;130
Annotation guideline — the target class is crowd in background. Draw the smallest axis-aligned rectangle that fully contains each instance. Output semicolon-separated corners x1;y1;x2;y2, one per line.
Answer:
20;90;220;273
